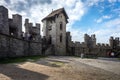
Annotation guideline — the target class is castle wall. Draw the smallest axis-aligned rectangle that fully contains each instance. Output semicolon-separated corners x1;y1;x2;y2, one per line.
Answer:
71;40;111;57
0;33;9;58
66;32;73;55
0;33;42;58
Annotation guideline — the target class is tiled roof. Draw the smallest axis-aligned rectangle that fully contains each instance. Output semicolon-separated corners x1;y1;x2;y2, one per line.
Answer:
42;8;69;22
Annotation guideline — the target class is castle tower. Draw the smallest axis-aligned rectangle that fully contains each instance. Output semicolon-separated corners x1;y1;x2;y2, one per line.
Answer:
84;34;96;48
84;34;88;42
91;34;96;47
24;18;41;41
109;36;114;48
84;34;89;47
0;6;9;35
24;19;30;34
9;14;22;38
12;14;22;38
32;23;41;41
42;8;69;55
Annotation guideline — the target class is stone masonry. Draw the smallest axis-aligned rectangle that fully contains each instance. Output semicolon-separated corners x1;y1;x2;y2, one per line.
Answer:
0;6;42;58
0;5;120;58
42;8;69;55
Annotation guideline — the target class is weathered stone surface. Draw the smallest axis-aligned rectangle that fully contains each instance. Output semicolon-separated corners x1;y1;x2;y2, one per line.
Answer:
0;5;119;58
0;6;9;35
42;8;68;55
0;33;42;58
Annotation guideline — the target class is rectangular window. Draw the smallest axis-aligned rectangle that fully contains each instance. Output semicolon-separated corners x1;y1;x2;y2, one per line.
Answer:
60;22;62;30
48;26;52;30
60;34;62;42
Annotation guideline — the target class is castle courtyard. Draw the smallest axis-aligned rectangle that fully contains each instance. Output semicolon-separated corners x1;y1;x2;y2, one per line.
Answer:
0;56;120;80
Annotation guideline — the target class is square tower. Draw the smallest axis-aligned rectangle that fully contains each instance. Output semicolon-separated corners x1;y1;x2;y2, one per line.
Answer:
9;14;22;38
0;6;9;35
24;19;41;41
42;8;69;55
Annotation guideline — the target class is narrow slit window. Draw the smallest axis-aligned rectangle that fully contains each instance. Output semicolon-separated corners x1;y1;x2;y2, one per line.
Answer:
60;34;62;42
60;22;62;30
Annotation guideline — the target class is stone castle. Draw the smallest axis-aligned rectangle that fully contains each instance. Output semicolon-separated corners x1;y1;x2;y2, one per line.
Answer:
0;6;120;58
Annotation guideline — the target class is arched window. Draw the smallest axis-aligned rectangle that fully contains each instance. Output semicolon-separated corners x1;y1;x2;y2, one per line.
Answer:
60;34;62;42
60;22;62;30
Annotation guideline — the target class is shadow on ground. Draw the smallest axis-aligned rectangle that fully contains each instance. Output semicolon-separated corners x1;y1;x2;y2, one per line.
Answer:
0;64;49;80
35;57;70;67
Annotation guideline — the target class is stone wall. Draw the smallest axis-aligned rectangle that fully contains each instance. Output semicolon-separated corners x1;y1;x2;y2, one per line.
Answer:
0;33;42;58
65;32;112;57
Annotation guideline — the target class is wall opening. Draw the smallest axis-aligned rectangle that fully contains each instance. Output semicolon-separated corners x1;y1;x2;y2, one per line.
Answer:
60;22;62;30
60;34;62;43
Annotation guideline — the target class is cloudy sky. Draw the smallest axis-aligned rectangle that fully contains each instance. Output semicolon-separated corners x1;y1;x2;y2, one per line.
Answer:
0;0;120;44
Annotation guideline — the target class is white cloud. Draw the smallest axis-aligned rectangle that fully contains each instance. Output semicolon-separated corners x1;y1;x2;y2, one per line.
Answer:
103;15;111;19
108;0;117;3
92;18;120;43
10;0;27;5
95;15;112;23
0;0;86;35
0;0;5;5
68;27;85;42
69;17;120;44
84;0;104;7
104;18;120;27
95;18;103;23
0;0;120;44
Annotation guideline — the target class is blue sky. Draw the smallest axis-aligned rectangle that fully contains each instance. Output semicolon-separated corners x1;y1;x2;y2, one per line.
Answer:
0;0;120;44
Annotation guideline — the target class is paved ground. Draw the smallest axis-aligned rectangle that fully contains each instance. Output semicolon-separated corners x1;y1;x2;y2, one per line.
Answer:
0;56;120;80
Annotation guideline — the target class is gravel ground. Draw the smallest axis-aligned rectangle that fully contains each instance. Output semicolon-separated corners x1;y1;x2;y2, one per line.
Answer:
0;56;120;80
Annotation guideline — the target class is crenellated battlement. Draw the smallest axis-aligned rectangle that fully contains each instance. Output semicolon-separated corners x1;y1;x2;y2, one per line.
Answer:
84;34;96;48
0;5;119;58
24;18;41;41
9;14;22;38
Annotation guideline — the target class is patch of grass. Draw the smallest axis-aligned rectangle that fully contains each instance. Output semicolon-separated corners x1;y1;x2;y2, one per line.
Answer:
72;55;98;59
85;56;98;59
84;55;98;59
118;58;120;60
0;55;47;64
70;55;80;58
49;61;64;67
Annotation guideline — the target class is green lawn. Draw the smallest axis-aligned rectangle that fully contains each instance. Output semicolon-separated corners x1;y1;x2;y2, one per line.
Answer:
0;55;47;64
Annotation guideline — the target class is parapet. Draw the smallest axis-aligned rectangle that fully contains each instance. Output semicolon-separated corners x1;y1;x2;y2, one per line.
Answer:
66;31;70;35
35;23;40;28
25;18;29;23
75;41;80;46
91;34;96;39
29;23;33;27
110;36;114;40
0;5;8;12
13;14;22;18
97;43;110;48
115;37;119;40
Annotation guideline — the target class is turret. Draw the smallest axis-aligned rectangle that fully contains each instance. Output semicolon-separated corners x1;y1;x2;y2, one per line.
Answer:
0;6;9;35
12;14;22;38
109;36;114;48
